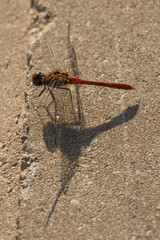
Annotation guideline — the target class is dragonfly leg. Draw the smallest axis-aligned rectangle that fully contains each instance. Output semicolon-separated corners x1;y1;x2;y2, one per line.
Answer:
47;86;56;108
47;85;58;126
39;84;46;96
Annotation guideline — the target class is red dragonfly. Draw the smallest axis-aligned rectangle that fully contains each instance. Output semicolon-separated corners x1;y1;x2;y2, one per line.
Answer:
32;69;135;95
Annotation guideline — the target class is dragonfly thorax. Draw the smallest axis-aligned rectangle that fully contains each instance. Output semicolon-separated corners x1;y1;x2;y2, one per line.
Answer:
50;69;72;85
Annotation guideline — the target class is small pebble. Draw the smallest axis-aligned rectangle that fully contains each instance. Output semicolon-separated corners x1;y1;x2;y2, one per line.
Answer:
70;199;80;206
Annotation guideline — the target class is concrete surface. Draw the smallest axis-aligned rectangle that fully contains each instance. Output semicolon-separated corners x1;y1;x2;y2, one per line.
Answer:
0;0;159;239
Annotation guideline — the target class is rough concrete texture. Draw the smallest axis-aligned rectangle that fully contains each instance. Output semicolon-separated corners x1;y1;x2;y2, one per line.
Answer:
0;0;159;239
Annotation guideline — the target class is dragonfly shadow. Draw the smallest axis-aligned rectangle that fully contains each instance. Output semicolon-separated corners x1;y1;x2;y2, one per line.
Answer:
44;104;139;158
43;104;139;227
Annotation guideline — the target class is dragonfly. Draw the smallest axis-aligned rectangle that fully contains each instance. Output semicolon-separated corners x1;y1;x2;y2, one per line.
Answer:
30;18;136;155
30;20;136;150
32;69;135;96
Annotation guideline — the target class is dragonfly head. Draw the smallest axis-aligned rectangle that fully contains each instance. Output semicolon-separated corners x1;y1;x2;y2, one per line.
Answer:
32;72;46;86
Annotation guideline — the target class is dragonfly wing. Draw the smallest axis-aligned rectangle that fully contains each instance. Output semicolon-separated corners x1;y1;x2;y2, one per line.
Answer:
65;22;85;129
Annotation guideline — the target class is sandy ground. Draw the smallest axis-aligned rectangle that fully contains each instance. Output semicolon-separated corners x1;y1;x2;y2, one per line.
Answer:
0;0;160;239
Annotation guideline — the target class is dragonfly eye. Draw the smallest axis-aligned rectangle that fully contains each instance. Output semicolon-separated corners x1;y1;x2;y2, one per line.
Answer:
32;72;45;86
